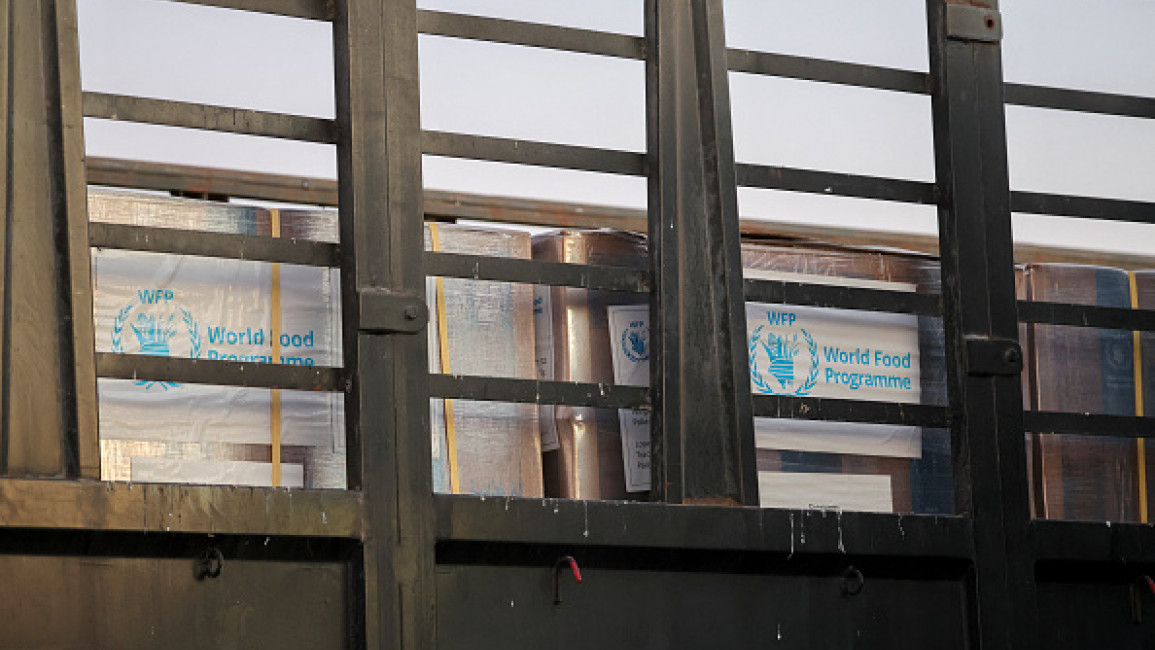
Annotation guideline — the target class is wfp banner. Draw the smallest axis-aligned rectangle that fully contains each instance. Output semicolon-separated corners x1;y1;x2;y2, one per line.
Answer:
92;249;343;453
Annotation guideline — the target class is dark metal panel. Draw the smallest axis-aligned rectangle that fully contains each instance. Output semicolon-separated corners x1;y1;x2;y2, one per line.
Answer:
744;278;942;316
736;162;937;205
1011;190;1155;225
1036;574;1155;649
422;130;646;176
51;0;99;480
0;479;363;537
428;374;650;410
646;0;757;506
417;10;645;60
1006;83;1155;120
90;222;341;267
727;48;930;95
435;562;968;650
0;552;348;648
435;494;975;559
96;352;344;391
425;251;649;293
82;92;338;143
752;394;949;428
1032;521;1155;564
165;0;335;21
1018;299;1155;331
927;1;1036;647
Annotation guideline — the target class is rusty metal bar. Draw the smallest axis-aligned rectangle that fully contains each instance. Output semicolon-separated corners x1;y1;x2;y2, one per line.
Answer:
422;130;646;176
418;10;645;60
83;92;338;143
89;222;340;267
160;0;334;21
96;353;344;392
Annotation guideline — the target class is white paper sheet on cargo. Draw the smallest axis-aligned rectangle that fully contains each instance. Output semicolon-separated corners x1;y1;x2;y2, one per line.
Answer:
93;249;342;449
131;457;305;488
757;471;893;513
606;305;651;492
745;268;922;459
533;286;560;452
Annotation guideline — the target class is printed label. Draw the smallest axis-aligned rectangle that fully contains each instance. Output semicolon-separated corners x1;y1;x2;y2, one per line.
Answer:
607;304;651;492
757;471;893;513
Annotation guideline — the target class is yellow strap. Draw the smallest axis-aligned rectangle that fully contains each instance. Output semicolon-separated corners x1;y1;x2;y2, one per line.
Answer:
1130;272;1148;522
430;223;459;494
270;209;282;488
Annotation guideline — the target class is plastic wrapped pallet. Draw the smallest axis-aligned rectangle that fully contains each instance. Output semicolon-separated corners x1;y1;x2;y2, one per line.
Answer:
740;238;948;514
1022;263;1139;522
90;189;346;489
532;230;649;501
426;223;543;498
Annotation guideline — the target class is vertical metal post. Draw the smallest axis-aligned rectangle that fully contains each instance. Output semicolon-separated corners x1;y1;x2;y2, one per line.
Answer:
646;0;757;505
927;1;1036;647
335;0;433;647
0;0;96;478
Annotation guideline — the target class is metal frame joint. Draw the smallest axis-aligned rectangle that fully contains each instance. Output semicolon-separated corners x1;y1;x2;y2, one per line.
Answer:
945;4;1002;43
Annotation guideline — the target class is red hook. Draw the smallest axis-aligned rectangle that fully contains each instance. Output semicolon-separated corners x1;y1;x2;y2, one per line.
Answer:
553;555;582;605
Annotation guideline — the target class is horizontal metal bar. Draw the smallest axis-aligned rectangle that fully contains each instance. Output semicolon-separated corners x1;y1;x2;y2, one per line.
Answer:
90;222;340;267
418;10;644;60
1011;190;1155;225
745;278;941;316
0;479;361;537
752;394;949;428
727;49;929;95
435;494;973;558
1018;300;1155;332
97;353;345;391
425;252;648;293
422;130;646;176
428;374;650;410
83;92;338;144
162;0;334;21
1024;411;1154;439
1006;83;1155;120
1033;520;1155;564
736;163;937;205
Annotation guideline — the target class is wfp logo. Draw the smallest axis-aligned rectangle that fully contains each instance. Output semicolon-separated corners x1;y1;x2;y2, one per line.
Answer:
620;320;649;363
111;289;201;390
749;311;818;396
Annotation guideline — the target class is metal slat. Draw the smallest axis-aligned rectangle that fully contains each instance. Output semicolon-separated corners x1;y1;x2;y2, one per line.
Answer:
435;494;974;559
727;48;930;95
428;374;650;410
1024;411;1154;440
162;0;334;21
1018;300;1155;332
1005;83;1155;120
425;252;648;293
90;222;340;267
1032;520;1155;564
417;10;645;60
97;353;344;391
736;163;937;205
422;130;646;176
744;278;941;316
752;394;948;428
1011;191;1155;225
82;92;338;144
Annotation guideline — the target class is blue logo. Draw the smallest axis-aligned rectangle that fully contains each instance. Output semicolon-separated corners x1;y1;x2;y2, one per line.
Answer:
111;289;201;390
621;321;649;363
749;318;819;396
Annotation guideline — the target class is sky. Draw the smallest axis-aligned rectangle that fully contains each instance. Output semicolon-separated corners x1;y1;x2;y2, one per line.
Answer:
75;0;1155;256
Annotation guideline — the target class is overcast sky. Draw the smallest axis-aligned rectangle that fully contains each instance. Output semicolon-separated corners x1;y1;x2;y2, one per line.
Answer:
76;0;1155;256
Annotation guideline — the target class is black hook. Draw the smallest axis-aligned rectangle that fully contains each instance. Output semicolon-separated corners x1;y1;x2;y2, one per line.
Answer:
195;546;224;581
841;566;865;596
553;555;582;606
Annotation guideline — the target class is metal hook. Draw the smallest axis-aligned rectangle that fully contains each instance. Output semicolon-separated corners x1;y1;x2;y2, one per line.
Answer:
841;566;865;596
552;555;582;606
195;546;224;581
